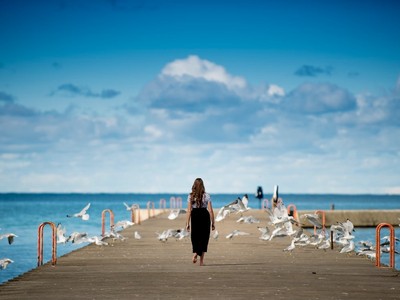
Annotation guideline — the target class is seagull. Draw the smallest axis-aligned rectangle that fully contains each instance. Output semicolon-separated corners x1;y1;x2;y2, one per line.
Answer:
216;199;249;222
114;220;135;230
134;231;142;240
340;219;355;233
283;239;296;252
175;229;189;240
123;202;135;211
104;228;126;241
56;223;68;244
258;226;271;241
340;240;355;253
0;258;14;270
87;236;108;246
225;230;250;239
66;203;91;221
301;213;322;228
212;230;219;240
168;209;180;220
317;238;331;250
236;215;260;224
67;232;88;244
0;233;18;245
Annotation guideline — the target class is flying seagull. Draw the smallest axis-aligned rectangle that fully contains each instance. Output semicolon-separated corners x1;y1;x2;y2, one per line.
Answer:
0;233;18;245
67;203;91;221
0;258;14;270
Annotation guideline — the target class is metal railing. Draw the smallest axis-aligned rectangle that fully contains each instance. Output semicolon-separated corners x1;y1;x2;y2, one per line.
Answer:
101;209;115;237
37;221;57;267
375;223;395;269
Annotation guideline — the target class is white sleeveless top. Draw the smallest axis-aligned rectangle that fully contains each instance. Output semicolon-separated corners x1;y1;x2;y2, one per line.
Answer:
187;193;211;208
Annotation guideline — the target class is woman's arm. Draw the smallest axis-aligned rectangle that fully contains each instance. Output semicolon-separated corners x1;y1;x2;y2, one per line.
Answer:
208;201;215;231
185;200;192;231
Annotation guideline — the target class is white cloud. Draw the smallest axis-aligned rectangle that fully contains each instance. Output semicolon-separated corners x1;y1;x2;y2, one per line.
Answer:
1;56;400;194
282;82;357;114
267;84;285;97
161;55;247;90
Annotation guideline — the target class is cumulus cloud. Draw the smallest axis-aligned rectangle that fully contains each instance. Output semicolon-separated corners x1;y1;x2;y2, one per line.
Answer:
1;55;400;193
294;65;332;77
267;84;285;97
281;82;357;114
52;83;120;99
161;55;247;90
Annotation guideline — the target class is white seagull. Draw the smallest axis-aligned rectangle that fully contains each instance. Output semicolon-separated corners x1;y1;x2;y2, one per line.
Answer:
283;239;296;252
258;226;271;241
301;213;322;228
56;223;68;244
67;203;91;221
67;232;88;244
168;209;180;220
0;258;14;270
114;220;135;230
212;230;219;240
88;236;109;246
0;233;18;245
225;230;250;239
134;231;142;240
340;240;355;253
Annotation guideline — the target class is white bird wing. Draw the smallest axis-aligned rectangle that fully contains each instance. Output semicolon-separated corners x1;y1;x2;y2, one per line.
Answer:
0;258;14;270
215;206;229;222
236;230;250;236
168;209;179;220
78;203;91;216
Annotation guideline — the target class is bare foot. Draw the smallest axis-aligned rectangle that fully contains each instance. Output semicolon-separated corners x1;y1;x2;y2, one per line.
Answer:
192;255;197;263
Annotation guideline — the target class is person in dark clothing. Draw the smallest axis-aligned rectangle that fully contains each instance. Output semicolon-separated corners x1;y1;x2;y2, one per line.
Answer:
256;186;263;209
185;178;215;266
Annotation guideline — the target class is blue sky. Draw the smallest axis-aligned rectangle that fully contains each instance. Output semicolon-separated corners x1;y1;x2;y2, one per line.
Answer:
1;0;399;194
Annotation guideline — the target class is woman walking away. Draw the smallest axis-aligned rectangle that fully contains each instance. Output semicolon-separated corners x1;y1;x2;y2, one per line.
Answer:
185;178;215;266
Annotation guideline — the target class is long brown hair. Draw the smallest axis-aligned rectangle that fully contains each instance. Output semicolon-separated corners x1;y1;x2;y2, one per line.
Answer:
190;178;205;208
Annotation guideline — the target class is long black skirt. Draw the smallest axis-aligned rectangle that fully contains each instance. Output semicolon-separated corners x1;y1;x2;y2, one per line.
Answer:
190;208;211;256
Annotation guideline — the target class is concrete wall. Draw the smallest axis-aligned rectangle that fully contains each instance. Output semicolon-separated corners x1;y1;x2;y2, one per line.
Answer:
297;210;400;228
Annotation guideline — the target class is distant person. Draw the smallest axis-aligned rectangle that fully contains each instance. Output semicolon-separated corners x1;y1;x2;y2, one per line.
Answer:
185;178;215;266
256;186;263;209
242;194;249;208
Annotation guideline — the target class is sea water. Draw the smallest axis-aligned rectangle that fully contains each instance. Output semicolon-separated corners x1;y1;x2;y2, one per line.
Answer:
0;193;399;284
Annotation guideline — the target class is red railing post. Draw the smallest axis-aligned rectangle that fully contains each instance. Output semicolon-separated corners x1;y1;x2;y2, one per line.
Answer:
170;196;176;209
101;209;115;237
287;204;299;222
37;221;57;267
314;210;326;234
176;197;182;209
159;198;167;212
131;204;141;225
376;223;395;269
147;201;155;218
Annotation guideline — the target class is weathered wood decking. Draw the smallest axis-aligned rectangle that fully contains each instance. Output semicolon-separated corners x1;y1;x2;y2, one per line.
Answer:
0;210;399;299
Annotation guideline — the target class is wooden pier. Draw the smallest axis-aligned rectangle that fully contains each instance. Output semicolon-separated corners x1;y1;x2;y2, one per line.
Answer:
0;210;399;299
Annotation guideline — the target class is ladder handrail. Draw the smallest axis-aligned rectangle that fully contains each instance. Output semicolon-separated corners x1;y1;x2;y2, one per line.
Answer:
37;221;57;267
375;223;395;268
101;209;115;237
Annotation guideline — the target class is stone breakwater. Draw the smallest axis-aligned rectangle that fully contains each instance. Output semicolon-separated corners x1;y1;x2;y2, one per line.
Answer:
296;209;400;227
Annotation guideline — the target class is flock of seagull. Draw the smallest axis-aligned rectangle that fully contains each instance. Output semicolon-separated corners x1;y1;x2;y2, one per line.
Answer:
1;195;400;272
0;202;142;270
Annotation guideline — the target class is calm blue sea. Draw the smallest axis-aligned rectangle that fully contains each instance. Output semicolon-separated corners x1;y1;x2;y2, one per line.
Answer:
0;193;399;284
